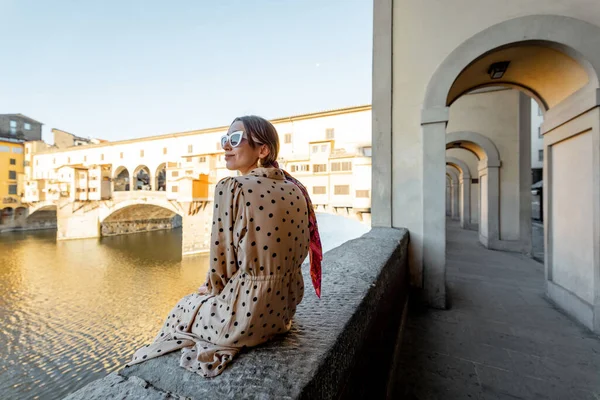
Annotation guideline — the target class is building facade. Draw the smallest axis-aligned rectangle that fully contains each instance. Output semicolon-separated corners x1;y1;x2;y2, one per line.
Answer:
0;114;42;142
0;138;25;225
23;105;372;223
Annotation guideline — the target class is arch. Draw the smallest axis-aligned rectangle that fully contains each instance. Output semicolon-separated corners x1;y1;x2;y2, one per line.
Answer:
445;156;472;180
28;201;57;216
1;207;14;224
446;167;460;221
99;198;182;224
155;163;167;192
14;206;27;218
446;131;501;168
423;15;600;111
133;165;152;191
113;166;130;192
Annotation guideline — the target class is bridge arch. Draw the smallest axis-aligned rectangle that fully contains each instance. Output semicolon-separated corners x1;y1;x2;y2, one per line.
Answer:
100;198;183;236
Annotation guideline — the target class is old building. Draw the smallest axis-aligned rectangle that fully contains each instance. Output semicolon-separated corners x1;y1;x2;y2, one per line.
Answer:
0;114;42;142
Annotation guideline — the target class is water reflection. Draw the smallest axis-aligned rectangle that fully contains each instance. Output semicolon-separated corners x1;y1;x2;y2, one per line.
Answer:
0;214;369;400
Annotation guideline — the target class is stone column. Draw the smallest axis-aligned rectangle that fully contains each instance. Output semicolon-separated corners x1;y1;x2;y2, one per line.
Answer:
371;0;393;228
459;176;471;229
56;200;100;240
478;164;500;248
422;115;448;309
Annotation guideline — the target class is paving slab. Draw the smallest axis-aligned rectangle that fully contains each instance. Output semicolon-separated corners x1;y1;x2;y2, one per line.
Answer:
393;221;600;400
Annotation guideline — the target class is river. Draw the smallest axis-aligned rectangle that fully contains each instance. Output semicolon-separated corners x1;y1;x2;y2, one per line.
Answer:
0;214;369;400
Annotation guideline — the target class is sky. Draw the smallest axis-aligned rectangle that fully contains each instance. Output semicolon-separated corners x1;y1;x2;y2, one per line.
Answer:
0;0;373;143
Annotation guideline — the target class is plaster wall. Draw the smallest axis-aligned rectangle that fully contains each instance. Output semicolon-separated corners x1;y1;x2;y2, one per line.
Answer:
551;130;594;304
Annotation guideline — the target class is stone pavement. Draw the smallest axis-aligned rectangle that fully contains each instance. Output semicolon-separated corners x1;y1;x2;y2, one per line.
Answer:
392;221;600;400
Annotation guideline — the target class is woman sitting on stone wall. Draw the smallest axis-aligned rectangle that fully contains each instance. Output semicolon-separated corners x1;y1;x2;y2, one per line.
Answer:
128;115;323;377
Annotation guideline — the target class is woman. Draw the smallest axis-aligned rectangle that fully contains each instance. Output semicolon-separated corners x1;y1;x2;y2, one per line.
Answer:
128;115;322;377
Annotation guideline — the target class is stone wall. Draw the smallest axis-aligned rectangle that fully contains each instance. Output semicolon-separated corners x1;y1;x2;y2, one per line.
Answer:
101;215;182;236
64;227;410;400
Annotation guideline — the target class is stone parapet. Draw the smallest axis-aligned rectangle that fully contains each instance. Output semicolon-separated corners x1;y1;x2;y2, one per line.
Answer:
64;227;410;400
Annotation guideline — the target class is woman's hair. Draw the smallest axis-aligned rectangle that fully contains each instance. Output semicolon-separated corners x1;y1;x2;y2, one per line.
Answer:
232;116;280;167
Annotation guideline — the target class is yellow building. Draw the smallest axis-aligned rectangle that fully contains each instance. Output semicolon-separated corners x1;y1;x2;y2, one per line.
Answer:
0;138;25;225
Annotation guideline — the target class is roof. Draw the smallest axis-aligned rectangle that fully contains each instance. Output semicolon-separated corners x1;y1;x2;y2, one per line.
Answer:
31;104;372;155
1;114;44;125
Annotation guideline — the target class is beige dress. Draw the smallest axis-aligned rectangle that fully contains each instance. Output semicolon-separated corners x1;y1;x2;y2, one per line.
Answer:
129;167;310;377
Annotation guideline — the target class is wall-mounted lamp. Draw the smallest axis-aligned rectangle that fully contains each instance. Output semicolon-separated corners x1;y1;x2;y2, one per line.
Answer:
488;61;510;79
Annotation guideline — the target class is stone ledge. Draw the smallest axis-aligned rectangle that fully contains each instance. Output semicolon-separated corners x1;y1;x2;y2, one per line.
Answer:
64;227;410;400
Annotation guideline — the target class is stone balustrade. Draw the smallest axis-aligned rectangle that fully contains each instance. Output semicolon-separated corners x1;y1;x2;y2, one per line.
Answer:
64;227;410;400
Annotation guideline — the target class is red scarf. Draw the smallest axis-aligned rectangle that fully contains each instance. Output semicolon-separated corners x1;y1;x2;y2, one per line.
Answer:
272;162;322;298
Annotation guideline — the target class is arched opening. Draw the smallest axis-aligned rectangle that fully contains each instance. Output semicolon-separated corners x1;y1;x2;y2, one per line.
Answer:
155;163;166;191
133;165;151;191
26;205;58;230
101;204;182;237
445;167;459;220
420;15;600;329
1;207;14;225
15;207;27;219
113;167;130;192
446;156;473;230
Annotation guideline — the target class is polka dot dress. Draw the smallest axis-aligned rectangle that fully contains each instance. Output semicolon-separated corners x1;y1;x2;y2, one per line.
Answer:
129;167;311;377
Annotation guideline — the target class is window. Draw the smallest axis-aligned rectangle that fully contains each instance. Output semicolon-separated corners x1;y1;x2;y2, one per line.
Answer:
79;172;86;179
216;142;221;151
331;161;352;172
538;127;542;138
185;157;192;162
12;147;23;154
284;133;292;144
67;157;71;163
0;146;9;152
313;186;326;195
356;190;370;198
120;152;124;159
538;149;543;162
9;170;16;179
163;147;168;155
140;150;144;157
188;144;193;153
24;123;31;130
321;144;328;153
199;156;206;163
312;164;327;173
185;170;194;175
101;154;104;161
84;155;87;162
172;171;179;178
8;185;17;195
362;146;372;157
326;128;335;139
9;158;15;165
9;120;16;135
311;145;319;154
300;164;309;172
171;185;179;193
334;185;350;195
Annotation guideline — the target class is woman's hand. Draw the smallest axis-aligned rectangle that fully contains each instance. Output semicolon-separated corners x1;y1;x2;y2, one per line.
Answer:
197;284;210;295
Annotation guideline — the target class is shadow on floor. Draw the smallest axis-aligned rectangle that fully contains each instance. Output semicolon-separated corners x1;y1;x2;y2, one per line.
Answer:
391;222;600;400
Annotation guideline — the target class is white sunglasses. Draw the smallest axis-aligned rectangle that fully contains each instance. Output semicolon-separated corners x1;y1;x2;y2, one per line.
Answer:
220;131;246;149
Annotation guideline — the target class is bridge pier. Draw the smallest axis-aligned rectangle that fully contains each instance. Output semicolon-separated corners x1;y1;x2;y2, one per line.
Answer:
57;201;101;240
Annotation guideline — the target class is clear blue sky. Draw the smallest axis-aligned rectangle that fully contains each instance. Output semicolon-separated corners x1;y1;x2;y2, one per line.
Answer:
0;0;373;143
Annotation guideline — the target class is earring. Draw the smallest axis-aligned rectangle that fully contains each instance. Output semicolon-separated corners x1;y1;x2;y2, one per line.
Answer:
257;158;262;168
